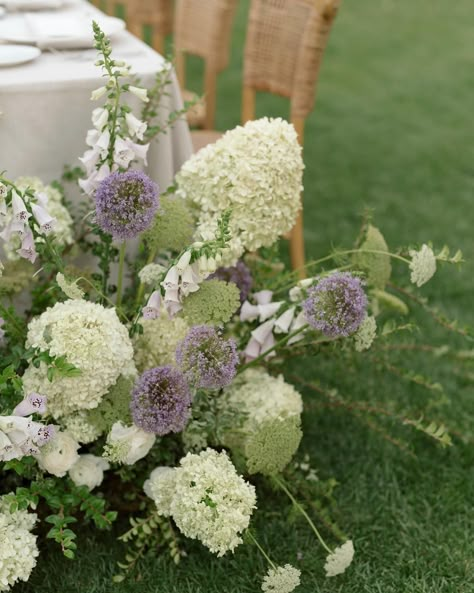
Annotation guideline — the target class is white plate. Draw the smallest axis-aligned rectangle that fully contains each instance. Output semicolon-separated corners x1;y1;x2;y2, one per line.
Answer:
0;13;125;49
0;43;41;66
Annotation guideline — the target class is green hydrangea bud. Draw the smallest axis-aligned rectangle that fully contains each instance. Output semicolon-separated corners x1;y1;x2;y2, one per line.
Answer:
182;280;240;326
142;194;194;253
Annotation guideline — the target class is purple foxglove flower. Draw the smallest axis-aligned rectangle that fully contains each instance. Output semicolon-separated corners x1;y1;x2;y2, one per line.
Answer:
35;424;56;445
254;290;273;305
11;190;31;224
31;203;55;234
13;392;47;417
131;366;192;435
142;290;161;319
240;300;260;322
16;227;37;263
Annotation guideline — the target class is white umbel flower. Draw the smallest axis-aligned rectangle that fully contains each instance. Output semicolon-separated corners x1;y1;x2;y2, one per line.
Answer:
176;117;304;264
261;564;301;593
69;454;109;490
354;315;377;352
22;301;135;419
0;500;38;592
409;244;437;287
170;448;256;556
61;411;101;445
324;540;355;577
56;273;84;300
138;263;165;286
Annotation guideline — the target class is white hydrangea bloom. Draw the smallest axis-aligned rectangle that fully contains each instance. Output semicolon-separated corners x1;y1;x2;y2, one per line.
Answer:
170;448;256;556
0;501;38;592
144;466;177;517
324;540;355;577
409;244;437;287
354;315;377;352
61;411;102;444
261;564;301;593
69;454;109;490
104;422;155;465
37;431;80;477
22;301;135;418
138;263;165;286
176;118;304;264
133;312;188;371
56;273;84;300
221;368;303;426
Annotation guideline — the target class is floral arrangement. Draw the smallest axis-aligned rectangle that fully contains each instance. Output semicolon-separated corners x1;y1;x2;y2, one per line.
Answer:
0;24;469;593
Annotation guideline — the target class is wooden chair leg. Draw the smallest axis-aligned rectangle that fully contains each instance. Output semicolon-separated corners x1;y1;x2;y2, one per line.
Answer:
290;210;306;278
151;32;165;55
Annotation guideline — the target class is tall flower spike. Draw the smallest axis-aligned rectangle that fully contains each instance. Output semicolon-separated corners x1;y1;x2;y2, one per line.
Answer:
31;203;55;234
11;190;30;225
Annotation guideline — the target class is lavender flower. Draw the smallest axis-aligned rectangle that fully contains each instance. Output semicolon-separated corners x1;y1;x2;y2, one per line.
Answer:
95;170;159;240
303;272;367;337
130;366;192;435
176;325;238;389
210;260;253;303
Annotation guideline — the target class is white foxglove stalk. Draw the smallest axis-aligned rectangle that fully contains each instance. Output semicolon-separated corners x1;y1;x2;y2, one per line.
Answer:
162;265;180;290
79;147;101;175
240;300;260;322
288;311;307;344
0;191;7;217
69;454;109;490
113;137;135;169
244;337;260;361
142;290;161;320
90;85;107;100
129;85;149;102
274;307;296;334
0;182;7;199
37;431;80;477
16;227;37;264
105;422;155;465
95;129;111;157
206;256;217;274
197;254;209;275
251;319;275;345
79;163;110;196
180;265;200;296
125;112;147;140
91;106;109;130
86;128;100;147
254;290;273;305
125;139;149;165
31;203;55;234
11;190;30;225
13;393;47;417
258;301;283;322
0;415;54;461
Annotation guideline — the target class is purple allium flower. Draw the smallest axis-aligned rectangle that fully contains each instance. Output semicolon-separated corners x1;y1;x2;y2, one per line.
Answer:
175;325;238;389
303;272;367;338
131;366;192;435
95;170;159;240
210;261;253;303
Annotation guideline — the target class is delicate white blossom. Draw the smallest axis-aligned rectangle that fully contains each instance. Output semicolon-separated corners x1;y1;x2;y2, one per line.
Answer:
138;263;165;286
61;411;102;445
176;117;304;264
261;564;301;593
354;315;377;352
0;415;54;462
324;540;355;577
22;300;135;418
104;422;155;465
37;431;80;477
69;454;109;490
128;85;149;102
144;466;177;517
56;273;84;300
409;244;436;287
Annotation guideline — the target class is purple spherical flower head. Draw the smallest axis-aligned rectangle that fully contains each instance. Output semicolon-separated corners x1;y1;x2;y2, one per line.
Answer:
95;170;159;240
131;366;192;435
176;325;238;390
210;260;253;303
303;272;367;338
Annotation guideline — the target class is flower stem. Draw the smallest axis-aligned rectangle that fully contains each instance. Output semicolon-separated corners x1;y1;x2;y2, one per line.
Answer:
273;476;333;555
116;242;126;308
134;247;158;307
246;531;276;569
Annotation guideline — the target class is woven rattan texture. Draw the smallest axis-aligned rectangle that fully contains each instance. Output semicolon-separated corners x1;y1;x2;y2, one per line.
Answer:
118;0;173;31
244;0;340;118
175;0;238;71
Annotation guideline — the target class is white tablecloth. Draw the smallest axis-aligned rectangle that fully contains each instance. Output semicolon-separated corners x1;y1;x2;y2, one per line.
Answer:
0;1;192;190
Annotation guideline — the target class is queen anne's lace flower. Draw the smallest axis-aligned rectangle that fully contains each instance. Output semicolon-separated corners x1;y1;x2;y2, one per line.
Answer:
182;279;240;326
261;564;301;593
56;273;84;300
134;312;189;372
138;263;165;286
210;260;253;303
324;540;355;577
144;466;177;517
170;448;256;556
176;118;303;264
353;315;377;352
0;499;38;592
409;244;437;287
22;300;135;418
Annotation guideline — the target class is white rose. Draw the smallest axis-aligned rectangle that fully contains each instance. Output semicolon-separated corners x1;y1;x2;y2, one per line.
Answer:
37;431;79;477
69;454;109;490
105;422;155;465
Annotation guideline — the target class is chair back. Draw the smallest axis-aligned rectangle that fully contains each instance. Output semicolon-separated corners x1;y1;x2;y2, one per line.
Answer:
243;0;340;122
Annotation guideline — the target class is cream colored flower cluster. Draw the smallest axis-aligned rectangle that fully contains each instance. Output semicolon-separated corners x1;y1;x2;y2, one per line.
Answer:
175;117;304;264
261;564;301;593
133;313;188;371
22;301;135;418
147;449;256;556
0;500;38;592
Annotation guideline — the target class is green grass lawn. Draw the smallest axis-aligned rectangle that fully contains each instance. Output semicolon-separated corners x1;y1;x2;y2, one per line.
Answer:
16;0;474;591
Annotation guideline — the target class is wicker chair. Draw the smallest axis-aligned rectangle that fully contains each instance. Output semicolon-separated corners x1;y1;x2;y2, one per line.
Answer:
242;0;340;275
174;0;238;142
107;0;173;54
